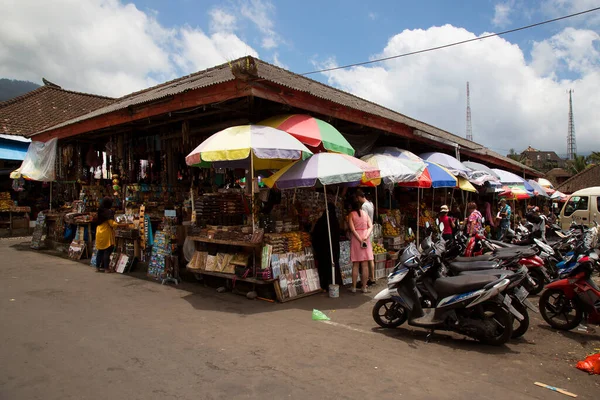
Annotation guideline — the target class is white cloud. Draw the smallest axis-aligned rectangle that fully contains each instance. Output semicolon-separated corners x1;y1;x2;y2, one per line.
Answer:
209;9;237;33
492;2;513;27
368;12;378;21
320;25;600;155
0;0;260;97
239;0;280;49
272;52;288;69
174;29;258;73
543;0;600;25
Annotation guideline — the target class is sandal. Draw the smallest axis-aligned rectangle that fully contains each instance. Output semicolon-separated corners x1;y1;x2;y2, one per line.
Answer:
95;268;105;273
349;287;356;293
361;288;371;294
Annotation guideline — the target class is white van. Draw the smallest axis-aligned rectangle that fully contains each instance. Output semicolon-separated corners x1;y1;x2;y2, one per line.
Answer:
559;186;600;230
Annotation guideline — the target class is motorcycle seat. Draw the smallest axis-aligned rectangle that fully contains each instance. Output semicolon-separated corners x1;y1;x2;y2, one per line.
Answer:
434;275;497;299
492;247;536;258
448;261;499;272
488;240;515;248
454;254;494;262
459;269;515;277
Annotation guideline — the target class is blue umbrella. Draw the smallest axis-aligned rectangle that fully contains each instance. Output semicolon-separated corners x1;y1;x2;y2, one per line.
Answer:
528;179;551;198
426;162;458;188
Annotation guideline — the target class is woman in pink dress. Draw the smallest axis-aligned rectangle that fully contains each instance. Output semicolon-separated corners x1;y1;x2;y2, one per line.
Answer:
348;198;374;293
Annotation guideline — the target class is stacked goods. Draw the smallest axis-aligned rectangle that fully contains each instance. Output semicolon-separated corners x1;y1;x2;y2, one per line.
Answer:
418;203;435;228
264;233;287;254
300;232;312;248
372;242;386;255
0;193;14;211
283;232;303;253
194;192;245;226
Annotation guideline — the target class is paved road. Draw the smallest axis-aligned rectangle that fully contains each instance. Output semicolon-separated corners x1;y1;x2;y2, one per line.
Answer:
1;238;599;400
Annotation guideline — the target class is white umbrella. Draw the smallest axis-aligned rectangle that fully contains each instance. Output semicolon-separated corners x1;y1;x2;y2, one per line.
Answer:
420;152;470;178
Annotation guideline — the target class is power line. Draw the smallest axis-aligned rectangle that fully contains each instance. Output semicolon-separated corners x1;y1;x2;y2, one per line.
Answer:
301;7;600;76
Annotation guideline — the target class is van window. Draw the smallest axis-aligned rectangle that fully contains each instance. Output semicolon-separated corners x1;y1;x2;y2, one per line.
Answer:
564;196;589;217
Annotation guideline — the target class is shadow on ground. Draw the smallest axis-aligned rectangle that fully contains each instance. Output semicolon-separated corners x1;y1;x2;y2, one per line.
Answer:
11;240;371;316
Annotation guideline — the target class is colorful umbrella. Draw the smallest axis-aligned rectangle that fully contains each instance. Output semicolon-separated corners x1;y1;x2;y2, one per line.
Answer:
499;186;533;201
420;152;470;178
537;178;554;189
374;147;424;163
458;176;477;193
551;190;568;201
463;161;500;179
467;170;499;186
527;179;551;198
360;153;425;185
260;114;354;156
263;152;380;288
397;162;457;188
185;125;312;170
492;168;535;192
263;153;380;189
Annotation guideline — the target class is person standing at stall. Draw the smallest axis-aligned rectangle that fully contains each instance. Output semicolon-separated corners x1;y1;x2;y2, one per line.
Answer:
496;198;511;240
312;202;342;290
438;205;455;242
348;197;373;293
95;197;118;273
465;202;483;236
356;189;376;285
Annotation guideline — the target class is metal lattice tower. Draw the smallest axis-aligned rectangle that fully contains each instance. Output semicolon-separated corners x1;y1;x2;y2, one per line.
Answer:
466;82;473;141
567;89;576;160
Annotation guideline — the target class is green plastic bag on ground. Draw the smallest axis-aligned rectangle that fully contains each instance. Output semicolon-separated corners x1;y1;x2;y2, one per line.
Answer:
312;309;330;321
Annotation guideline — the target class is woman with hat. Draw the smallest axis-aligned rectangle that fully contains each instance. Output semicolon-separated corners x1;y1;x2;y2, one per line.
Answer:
438;205;455;242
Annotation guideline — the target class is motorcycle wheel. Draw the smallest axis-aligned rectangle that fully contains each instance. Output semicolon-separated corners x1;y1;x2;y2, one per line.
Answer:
528;269;545;295
539;289;583;331
477;303;513;346
511;301;529;338
372;299;408;328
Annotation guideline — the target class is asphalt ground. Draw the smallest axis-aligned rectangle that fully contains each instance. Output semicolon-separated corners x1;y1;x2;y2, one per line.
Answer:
1;238;599;399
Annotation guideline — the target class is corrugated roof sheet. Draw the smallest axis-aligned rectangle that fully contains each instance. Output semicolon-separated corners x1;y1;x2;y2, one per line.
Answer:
32;57;534;173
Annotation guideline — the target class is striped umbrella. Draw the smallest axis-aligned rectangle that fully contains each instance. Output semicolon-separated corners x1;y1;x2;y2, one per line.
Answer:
263;153;380;189
260;114;354;156
185;125;312;170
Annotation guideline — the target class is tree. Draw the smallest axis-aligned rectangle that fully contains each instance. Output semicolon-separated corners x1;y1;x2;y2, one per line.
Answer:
587;151;600;165
566;154;589;175
507;149;523;162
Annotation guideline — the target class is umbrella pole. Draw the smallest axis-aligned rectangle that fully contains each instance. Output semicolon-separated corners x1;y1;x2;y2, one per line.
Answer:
375;186;379;218
432;188;435;214
416;188;420;245
250;154;255;233
50;181;53;211
323;185;336;287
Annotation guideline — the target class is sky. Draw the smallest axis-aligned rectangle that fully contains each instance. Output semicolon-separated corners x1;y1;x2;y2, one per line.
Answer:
1;0;599;157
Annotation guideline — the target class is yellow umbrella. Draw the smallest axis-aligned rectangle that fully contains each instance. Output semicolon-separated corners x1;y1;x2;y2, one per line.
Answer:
457;176;477;193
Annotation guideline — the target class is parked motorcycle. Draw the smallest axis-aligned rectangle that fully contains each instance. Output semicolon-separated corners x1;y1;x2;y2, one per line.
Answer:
372;242;520;345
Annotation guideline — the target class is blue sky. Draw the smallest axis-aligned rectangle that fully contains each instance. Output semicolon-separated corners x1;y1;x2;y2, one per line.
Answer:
135;0;579;78
2;0;599;154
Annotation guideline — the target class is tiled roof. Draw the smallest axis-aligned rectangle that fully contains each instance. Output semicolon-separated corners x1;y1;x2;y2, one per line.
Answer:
31;57;535;174
556;164;600;194
0;82;114;137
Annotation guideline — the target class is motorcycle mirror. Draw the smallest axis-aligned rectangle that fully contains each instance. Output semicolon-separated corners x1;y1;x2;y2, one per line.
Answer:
439;222;445;233
436;218;439;226
408;227;413;236
482;217;486;224
425;221;430;228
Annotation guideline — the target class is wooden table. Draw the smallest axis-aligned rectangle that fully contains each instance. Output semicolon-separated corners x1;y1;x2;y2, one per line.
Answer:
0;209;30;236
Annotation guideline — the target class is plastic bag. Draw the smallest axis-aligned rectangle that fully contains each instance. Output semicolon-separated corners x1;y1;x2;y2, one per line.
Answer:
576;353;600;375
10;138;57;182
